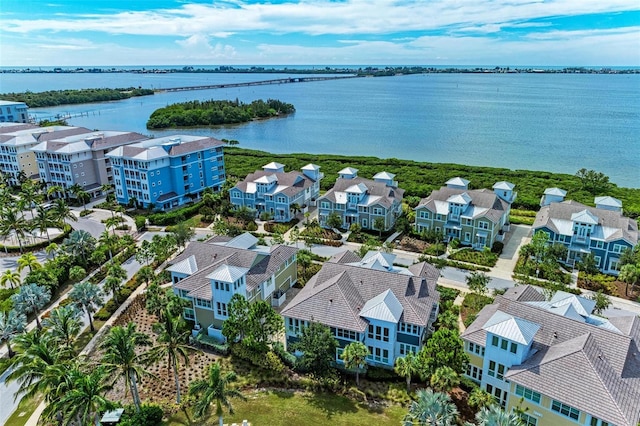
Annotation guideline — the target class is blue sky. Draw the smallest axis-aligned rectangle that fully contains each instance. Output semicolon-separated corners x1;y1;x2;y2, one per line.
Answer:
1;0;639;67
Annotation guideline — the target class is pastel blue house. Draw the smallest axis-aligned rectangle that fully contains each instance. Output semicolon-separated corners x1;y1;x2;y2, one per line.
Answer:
106;135;226;210
532;190;638;274
0;101;29;123
229;162;322;222
281;250;440;368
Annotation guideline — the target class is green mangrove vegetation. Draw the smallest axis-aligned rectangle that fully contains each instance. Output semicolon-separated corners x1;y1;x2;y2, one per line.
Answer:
0;87;154;108
224;147;640;218
146;98;295;129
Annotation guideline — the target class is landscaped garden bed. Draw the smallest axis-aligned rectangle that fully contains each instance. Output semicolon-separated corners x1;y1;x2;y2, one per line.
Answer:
448;248;498;267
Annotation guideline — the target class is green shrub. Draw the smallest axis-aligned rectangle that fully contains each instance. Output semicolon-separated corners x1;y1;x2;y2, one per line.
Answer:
246;221;258;232
134;216;146;231
491;241;504;254
272;341;297;368
119;404;164;426
79;209;93;217
147;202;202;225
365;366;400;382
449;248;498;267
436;286;460;303
263;351;286;373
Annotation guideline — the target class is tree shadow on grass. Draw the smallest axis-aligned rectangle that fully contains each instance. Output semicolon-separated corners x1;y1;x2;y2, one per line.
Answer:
303;392;359;420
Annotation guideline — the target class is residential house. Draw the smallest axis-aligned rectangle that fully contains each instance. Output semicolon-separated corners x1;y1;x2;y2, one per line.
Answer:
107;135;226;209
281;250;440;368
33;129;147;197
317;168;404;231
0;101;29;123
229;162;323;222
414;177;516;249
168;233;298;341
532;190;638;274
461;285;640;426
0;125;92;186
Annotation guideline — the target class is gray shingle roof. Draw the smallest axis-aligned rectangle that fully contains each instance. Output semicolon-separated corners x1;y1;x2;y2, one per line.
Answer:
234;168;318;198
461;285;640;426
281;253;439;332
416;187;508;224
533;200;638;244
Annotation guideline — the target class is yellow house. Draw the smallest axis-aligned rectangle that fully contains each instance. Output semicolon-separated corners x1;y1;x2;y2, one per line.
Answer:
461;285;640;426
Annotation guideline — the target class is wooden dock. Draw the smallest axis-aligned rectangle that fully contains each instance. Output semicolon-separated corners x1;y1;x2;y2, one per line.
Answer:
158;75;361;92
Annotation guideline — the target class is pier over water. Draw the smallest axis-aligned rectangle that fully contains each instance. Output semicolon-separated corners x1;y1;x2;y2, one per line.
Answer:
157;75;362;92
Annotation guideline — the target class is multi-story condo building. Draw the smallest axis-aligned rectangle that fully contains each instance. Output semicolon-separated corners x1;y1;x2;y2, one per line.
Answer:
107;135;225;210
414;177;516;249
0;101;29;123
281;250;440;368
317;168;404;231
229;162;323;222
0;125;92;187
461;285;640;426
533;190;638;274
32;129;148;197
168;233;298;342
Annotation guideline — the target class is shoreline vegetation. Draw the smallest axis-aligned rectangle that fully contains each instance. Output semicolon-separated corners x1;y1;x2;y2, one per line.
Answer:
2;65;639;75
146;98;295;129
224;147;640;217
0;87;154;108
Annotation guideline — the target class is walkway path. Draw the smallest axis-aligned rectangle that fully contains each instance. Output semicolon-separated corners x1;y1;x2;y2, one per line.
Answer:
491;224;530;280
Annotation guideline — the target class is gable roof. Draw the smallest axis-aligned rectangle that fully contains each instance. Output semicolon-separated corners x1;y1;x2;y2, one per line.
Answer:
493;181;515;190
360;289;404;323
319;176;404;208
233;167;318;198
446;177;470;187
482;311;540;344
416;187;508;224
544;187;567;196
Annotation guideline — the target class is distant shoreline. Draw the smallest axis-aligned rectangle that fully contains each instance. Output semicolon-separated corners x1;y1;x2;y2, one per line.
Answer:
2;65;639;75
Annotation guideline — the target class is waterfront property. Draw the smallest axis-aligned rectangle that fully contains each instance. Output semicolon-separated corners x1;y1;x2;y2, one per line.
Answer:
532;190;638;274
32;128;148;197
229;162;323;222
168;232;298;341
461;285;640;426
0;100;29;123
414;177;516;249
281;250;440;368
317;168;404;231
107;135;226;209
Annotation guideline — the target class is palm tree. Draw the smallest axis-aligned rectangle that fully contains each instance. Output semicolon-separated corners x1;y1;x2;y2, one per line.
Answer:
69;281;103;332
145;310;191;403
17;252;42;273
45;242;59;260
1;269;22;289
0;309;27;357
63;230;96;266
46;184;64;201
430;366;460;393
340;341;368;386
68;183;83;201
11;283;51;329
98;230;117;261
395;351;420;392
472;405;525;426
43;305;82;351
45;365;114;426
76;190;90;211
0;206;29;252
403;388;459;426
104;216;121;237
297;250;312;281
619;263;640;297
100;322;152;412
52;198;77;227
468;388;495;411
189;362;246;426
100;183;113;197
33;205;56;243
105;264;127;303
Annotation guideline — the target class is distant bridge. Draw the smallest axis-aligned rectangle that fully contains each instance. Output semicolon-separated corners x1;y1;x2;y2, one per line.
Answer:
157;75;362;92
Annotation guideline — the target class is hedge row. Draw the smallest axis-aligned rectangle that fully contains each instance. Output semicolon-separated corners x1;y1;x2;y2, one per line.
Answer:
147;202;203;226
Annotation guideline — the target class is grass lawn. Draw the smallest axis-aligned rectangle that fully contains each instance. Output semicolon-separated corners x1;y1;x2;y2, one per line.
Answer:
4;394;43;426
164;390;405;426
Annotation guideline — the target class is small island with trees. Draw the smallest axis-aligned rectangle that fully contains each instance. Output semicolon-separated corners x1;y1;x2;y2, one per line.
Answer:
146;98;295;129
0;87;154;108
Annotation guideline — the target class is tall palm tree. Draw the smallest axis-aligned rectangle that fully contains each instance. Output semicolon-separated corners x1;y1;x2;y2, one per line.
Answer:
100;183;113;197
11;283;51;329
430;366;460;393
0;206;29;253
33;205;56;243
0;309;27;357
472;405;525;426
17;252;42;273
403;388;459;426
69;281;103;332
76;190;90;211
51;198;77;228
63;230;96;266
105;274;123;304
100;322;153;412
145;310;191;403
1;269;22;290
104;216;121;237
43;305;82;351
619;263;640;297
340;341;368;387
395;351;420;392
45;364;114;426
45;242;59;260
98;230;116;261
189;362;246;426
46;184;64;201
468;388;495;411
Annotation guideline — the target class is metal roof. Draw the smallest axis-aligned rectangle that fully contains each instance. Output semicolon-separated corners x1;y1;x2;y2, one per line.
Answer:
360;289;404;323
482;310;540;345
206;264;250;283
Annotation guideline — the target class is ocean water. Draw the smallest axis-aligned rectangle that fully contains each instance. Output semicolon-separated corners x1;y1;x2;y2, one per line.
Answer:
1;72;638;187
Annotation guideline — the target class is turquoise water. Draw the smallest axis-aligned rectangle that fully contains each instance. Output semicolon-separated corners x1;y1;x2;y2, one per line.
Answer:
1;72;638;187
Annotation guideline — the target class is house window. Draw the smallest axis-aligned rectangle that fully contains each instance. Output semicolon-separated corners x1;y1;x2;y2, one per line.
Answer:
491;336;499;346
419;211;430;219
368;325;389;342
195;298;212;309
551;400;580;421
589;417;610;426
277;196;286;203
333;327;358;341
488;361;506;380
515;385;541;404
468;342;485;356
500;339;508;350
478;221;489;230
373;207;383;215
367;346;389;363
362;218;367;228
336;347;344;362
520;413;538;426
466;364;483;382
612;244;623;254
183;308;195;320
399;343;418;356
320;201;330;209
436;214;442;221
216;302;228;317
510;342;518;354
287;318;304;334
398;323;420;335
465;232;471;242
